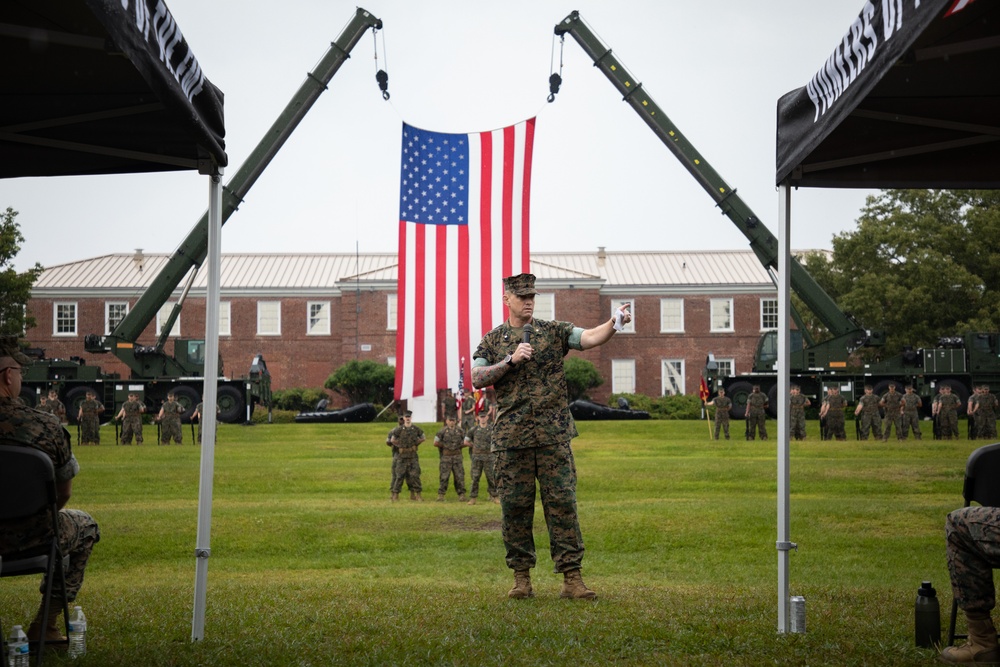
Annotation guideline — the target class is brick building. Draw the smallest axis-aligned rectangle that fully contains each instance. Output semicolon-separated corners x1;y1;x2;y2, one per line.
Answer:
26;247;778;406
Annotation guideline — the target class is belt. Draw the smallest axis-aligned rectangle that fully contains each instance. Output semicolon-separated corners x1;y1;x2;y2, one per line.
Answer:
398;447;417;454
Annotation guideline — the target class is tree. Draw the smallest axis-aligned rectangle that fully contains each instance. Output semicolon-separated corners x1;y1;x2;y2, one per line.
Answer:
0;207;43;336
563;356;603;401
325;360;395;405
804;190;1000;357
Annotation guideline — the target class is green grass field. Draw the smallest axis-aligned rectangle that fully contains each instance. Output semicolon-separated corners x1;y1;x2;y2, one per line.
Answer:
5;420;976;666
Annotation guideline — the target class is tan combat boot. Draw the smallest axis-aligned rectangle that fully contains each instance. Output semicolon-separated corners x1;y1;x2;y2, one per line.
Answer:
27;605;66;644
458;494;468;502
414;492;423;502
560;569;597;600
390;492;399;502
941;613;1000;664
436;493;445;502
410;490;417;501
508;570;533;599
468;497;477;505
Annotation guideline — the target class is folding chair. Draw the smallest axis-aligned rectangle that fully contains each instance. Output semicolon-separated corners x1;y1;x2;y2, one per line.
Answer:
946;442;1000;647
0;444;71;666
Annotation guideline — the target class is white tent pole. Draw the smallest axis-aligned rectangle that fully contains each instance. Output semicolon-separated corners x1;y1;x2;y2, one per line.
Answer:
776;183;794;633
192;167;223;641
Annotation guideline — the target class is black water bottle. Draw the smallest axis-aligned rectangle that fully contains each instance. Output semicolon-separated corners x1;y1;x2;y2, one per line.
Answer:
915;581;941;648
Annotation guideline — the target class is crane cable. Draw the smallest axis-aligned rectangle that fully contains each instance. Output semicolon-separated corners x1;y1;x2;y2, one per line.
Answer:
373;24;390;100
547;33;564;103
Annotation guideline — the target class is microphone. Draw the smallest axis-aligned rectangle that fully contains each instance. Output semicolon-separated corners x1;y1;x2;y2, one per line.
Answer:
523;323;533;345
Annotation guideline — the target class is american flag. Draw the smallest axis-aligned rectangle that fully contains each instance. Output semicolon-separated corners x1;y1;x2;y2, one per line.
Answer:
394;119;535;401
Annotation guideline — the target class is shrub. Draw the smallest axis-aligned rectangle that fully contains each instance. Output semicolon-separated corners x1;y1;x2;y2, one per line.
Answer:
564;357;603;401
608;392;703;420
272;387;328;412
325;360;395;405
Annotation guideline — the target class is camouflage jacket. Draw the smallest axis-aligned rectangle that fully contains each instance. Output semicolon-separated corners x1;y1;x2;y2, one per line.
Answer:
161;401;184;423
465;422;494;458
391;425;424;459
824;394;847;414
857;394;880;415
473;318;580;451
746;392;768;414
789;394;809;415
935;393;961;416
881;391;902;412
79;398;103;418
121;400;144;419
901;393;923;413
435;425;465;456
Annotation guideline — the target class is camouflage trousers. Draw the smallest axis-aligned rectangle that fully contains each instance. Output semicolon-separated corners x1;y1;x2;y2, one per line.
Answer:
713;416;730;440
120;417;143;445
391;457;421;494
938;413;959;439
900;412;922;439
981;416;998;439
747;412;767;440
858;413;882;440
825;414;846;440
495;442;584;573
80;415;100;445
469;456;497;499
946;506;1000;613
160;419;182;445
790;412;806;440
882;414;902;439
438;455;466;496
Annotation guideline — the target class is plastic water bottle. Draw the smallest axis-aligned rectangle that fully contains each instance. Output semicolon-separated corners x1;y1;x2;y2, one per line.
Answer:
67;605;87;658
915;581;941;648
6;625;29;667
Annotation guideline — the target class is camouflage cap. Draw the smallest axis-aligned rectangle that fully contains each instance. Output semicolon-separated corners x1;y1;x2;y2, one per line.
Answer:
0;335;31;366
503;273;537;296
404;410;413;417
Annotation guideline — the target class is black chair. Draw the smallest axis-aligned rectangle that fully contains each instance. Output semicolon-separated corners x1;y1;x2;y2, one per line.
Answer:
0;444;71;666
947;442;1000;646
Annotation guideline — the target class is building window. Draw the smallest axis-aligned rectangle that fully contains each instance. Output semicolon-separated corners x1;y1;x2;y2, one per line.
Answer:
660;298;684;333
662;359;685;396
156;303;181;337
386;355;396;367
534;293;555;321
257;302;281;336
219;302;231;337
105;302;129;334
715;359;735;378
761;298;778;330
710;298;733;332
54;302;77;336
612;359;635;394
611;298;635;333
308;302;331;335
387;294;397;331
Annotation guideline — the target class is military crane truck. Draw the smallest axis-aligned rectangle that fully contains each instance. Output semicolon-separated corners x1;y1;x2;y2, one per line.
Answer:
22;8;386;424
551;11;1000;418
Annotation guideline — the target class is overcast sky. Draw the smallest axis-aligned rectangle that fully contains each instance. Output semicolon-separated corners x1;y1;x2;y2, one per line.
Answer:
5;0;876;273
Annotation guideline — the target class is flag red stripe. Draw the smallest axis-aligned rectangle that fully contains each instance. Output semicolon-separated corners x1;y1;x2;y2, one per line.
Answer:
458;223;471;395
412;224;426;397
521;118;535;271
394;220;408;398
479;132;494;336
435;226;448;391
501;125;515;280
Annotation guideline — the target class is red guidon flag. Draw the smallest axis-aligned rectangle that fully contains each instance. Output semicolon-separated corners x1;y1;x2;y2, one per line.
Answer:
394;119;535;400
699;377;710;402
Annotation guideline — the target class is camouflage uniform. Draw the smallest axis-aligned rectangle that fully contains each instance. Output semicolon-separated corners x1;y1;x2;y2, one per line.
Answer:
78;397;104;445
0;397;100;605
159;398;184;445
981;391;998;439
193;401;219;445
881;389;903;440
746;391;768;440
945;506;1000;613
935;391;962;439
119;399;144;445
856;393;882;440
435;424;467;498
42;396;67;424
709;395;732;440
899;391;923;440
465;421;497;500
460;394;476;433
390;425;424;495
474;318;586;574
823;393;847;440
789;393;809;440
440;392;458;422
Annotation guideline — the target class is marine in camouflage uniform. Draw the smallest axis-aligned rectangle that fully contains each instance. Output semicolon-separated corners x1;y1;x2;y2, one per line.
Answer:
390;412;424;498
440;390;458;422
933;385;962;440
158;392;185;445
465;413;497;503
980;387;998;440
472;273;629;600
854;385;882;441
116;392;146;445
706;389;732;440
942;506;1000;663
820;387;847;440
0;336;100;642
880;385;903;441
77;390;104;445
899;386;923;440
434;416;467;501
192;401;220;445
42;390;67;424
788;385;811;440
460;393;476;433
745;385;768;440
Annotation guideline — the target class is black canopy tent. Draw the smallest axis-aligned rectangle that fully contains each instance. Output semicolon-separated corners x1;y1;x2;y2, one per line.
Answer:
1;0;228;641
0;0;227;178
770;0;999;633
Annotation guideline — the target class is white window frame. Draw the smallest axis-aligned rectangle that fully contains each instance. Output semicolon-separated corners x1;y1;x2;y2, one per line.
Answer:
155;303;181;337
387;294;397;331
662;359;686;396
533;293;555;321
715;358;735;379
660;298;684;333
611;298;635;334
53;302;77;336
218;301;231;337
760;298;778;331
710;298;734;333
105;301;129;335
307;301;331;336
611;359;636;394
386;355;396;367
257;301;282;336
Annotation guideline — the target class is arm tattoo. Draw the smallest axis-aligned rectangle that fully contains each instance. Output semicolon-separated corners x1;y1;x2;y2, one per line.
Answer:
472;362;508;388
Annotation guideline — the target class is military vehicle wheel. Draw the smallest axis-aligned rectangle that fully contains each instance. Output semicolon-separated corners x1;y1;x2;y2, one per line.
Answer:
216;386;245;424
171;385;200;422
65;386;98;425
726;381;754;420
